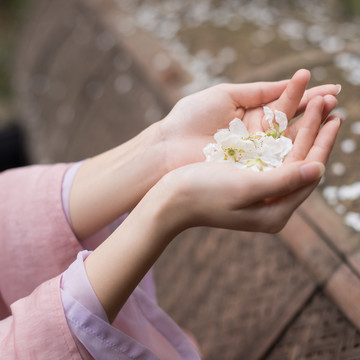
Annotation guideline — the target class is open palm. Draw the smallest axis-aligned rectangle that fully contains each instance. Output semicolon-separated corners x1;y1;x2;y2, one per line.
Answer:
160;69;339;171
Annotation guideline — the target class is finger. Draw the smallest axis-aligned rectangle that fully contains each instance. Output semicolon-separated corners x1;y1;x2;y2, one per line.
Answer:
322;95;339;123
245;88;330;133
305;115;342;164
242;106;265;132
239;161;325;205
242;115;341;218
284;96;325;163
258;181;318;232
221;80;289;108
262;69;310;130
322;112;343;125
295;83;341;117
287;95;338;139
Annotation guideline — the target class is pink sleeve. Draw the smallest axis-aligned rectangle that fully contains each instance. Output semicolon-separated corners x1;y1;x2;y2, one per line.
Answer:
0;164;83;307
0;165;84;357
0;276;82;359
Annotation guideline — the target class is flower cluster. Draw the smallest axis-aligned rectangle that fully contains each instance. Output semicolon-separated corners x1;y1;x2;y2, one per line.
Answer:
203;106;293;171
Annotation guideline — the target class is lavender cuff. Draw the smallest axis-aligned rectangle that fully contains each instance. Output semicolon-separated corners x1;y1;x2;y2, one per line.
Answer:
61;251;200;359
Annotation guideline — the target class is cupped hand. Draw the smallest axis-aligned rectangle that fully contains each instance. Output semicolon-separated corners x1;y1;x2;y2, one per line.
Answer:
163;161;323;233
159;69;339;172
159;94;342;234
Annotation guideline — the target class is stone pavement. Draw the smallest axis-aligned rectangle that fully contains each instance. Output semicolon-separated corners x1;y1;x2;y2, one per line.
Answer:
13;0;360;358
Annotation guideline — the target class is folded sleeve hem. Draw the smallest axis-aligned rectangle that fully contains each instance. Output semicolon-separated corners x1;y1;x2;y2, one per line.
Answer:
8;276;82;359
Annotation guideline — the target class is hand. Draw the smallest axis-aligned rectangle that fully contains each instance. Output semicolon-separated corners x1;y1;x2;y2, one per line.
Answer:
159;69;339;172
157;96;342;233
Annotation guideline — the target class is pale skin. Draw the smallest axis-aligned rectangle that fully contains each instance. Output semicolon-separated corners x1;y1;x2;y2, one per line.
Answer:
68;69;341;322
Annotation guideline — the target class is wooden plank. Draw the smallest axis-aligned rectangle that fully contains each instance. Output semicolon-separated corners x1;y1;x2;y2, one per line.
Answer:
242;280;316;360
300;191;360;256
155;229;318;360
325;264;360;331
348;249;360;276
265;290;360;360
281;195;360;334
279;207;342;285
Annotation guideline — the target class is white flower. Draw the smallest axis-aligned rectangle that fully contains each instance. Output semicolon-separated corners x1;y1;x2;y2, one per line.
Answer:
203;108;293;171
263;106;288;137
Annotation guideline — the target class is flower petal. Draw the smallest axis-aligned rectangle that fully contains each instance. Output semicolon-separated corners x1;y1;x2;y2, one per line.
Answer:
274;110;288;133
263;106;274;130
229;117;249;137
214;129;231;143
203;143;224;162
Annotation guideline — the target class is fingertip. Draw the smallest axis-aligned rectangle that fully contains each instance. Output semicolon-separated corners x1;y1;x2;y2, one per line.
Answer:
323;94;338;112
295;68;311;81
324;94;337;102
324;113;343;126
324;84;342;96
296;68;311;76
325;84;342;96
276;69;311;119
300;161;325;182
329;116;342;128
333;117;342;126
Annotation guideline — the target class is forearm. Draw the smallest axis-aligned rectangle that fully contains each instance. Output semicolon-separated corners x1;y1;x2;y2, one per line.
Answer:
69;122;168;240
83;179;183;322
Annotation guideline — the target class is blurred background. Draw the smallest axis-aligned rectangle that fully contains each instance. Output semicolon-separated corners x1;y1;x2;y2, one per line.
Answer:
2;0;360;231
2;0;360;358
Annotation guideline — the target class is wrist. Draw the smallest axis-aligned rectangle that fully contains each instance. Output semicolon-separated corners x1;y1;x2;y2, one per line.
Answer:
69;122;168;239
110;122;168;181
144;177;188;239
150;169;199;235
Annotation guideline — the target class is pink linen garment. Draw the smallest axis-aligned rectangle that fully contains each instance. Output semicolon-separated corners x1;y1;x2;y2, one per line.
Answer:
0;164;85;358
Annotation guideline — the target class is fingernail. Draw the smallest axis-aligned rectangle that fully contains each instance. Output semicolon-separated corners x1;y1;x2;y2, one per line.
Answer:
333;117;341;126
336;84;342;95
300;162;325;182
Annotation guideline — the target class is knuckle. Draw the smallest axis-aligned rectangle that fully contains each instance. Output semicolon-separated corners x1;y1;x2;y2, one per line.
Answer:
258;87;266;104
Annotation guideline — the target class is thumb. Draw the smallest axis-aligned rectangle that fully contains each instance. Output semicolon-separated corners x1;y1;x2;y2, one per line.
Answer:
245;161;325;203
